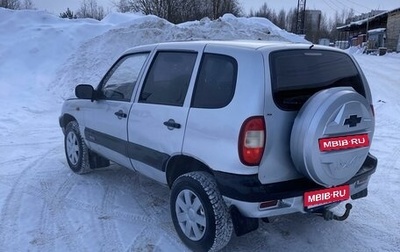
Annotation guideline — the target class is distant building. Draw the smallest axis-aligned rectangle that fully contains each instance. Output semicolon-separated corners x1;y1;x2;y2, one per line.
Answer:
305;10;321;43
337;8;400;52
305;10;321;32
345;10;386;23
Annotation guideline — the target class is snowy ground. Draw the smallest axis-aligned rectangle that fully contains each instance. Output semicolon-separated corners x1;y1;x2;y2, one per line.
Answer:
0;8;399;252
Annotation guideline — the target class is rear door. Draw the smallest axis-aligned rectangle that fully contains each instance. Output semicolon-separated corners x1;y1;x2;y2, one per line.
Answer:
258;48;372;184
127;44;203;183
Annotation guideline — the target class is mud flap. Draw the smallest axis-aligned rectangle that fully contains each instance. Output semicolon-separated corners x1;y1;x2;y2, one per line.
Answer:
230;206;259;236
89;151;110;169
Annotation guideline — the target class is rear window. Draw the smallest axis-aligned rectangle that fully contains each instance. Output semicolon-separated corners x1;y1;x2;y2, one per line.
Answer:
270;50;366;110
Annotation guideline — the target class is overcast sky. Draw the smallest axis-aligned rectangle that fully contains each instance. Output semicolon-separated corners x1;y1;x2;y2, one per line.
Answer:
32;0;400;19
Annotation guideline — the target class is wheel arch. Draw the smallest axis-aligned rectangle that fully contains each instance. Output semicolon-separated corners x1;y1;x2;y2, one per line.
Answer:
60;113;77;131
166;155;214;188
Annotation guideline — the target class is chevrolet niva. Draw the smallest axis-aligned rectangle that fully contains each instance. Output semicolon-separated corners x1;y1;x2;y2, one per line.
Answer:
59;41;377;251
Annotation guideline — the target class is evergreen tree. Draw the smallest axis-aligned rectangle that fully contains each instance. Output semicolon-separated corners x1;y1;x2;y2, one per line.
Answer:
60;8;77;19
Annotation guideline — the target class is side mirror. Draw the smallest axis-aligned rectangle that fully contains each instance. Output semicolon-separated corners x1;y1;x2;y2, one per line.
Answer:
75;84;95;100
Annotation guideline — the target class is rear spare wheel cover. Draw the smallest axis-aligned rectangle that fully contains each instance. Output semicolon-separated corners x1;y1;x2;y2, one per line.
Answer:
290;87;374;187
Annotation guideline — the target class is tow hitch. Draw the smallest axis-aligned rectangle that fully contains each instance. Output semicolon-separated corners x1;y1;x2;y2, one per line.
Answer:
319;203;353;221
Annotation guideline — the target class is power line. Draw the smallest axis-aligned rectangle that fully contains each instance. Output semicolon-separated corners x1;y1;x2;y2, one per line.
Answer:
322;0;372;19
326;0;354;13
321;0;338;12
326;0;348;13
345;0;372;11
335;0;366;15
335;0;351;9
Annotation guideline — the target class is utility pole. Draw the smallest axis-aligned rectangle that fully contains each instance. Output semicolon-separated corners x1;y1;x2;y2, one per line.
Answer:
296;0;307;34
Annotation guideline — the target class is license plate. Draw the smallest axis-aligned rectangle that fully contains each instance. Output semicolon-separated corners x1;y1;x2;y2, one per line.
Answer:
319;134;369;152
304;185;350;208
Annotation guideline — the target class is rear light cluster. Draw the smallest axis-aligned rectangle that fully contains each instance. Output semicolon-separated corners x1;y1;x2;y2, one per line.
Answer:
238;116;266;166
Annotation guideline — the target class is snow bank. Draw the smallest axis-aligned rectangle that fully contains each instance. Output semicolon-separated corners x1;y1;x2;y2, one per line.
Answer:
100;12;148;25
0;8;111;127
50;12;309;97
0;7;308;136
346;46;366;55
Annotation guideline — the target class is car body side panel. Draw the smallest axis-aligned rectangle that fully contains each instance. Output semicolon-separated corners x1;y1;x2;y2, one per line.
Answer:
258;49;303;183
183;45;265;175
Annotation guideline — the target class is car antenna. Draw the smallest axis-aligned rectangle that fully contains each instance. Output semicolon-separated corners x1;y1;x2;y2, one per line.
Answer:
309;44;314;49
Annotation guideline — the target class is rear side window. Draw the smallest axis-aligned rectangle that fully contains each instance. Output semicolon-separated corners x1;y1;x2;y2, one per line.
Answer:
192;53;237;109
270;50;366;110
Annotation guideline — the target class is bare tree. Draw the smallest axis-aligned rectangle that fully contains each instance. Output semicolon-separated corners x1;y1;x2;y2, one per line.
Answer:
21;0;34;9
0;0;21;9
318;13;331;39
251;3;278;25
276;9;286;29
113;0;242;23
113;0;132;13
208;0;241;19
76;0;106;20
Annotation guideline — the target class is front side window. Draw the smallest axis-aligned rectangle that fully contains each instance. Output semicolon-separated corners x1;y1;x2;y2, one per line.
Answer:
139;51;197;106
100;53;149;101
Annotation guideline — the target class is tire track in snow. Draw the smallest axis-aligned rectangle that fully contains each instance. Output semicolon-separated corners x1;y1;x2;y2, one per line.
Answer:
31;173;84;251
98;185;124;252
0;149;86;251
56;167;181;250
124;222;187;252
0;140;59;148
109;169;181;249
0;137;90;252
0;146;59;250
0;154;54;167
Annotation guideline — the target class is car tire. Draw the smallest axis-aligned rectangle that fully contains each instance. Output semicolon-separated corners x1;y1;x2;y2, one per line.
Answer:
170;171;233;252
290;87;375;187
64;121;91;174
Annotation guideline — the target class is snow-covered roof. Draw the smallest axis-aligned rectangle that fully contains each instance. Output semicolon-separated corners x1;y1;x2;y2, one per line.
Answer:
337;7;400;30
368;28;386;34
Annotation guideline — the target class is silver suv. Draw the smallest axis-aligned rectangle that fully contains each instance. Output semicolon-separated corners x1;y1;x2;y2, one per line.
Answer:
59;41;377;251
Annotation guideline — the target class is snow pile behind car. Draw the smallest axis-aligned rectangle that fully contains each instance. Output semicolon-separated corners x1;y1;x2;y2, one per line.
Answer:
51;12;309;98
0;8;307;130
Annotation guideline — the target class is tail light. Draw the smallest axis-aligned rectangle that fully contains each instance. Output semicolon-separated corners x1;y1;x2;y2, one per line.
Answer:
238;116;266;166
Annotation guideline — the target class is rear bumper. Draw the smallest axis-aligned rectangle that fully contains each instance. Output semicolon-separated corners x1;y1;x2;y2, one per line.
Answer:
215;154;377;218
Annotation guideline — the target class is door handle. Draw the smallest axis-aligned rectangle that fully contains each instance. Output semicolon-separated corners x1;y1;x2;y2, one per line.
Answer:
163;119;181;130
114;110;127;119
